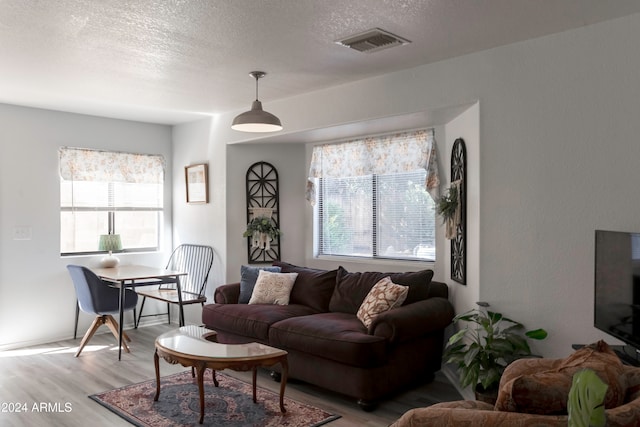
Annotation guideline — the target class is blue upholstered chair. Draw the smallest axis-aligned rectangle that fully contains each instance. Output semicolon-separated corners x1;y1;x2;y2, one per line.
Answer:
67;265;138;357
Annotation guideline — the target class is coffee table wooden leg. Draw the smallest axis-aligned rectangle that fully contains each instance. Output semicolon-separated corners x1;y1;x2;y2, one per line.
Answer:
279;358;288;413
153;349;161;401
196;364;205;424
252;367;258;403
212;369;219;387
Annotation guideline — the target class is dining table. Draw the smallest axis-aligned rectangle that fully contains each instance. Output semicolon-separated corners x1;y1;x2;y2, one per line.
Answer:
92;265;187;360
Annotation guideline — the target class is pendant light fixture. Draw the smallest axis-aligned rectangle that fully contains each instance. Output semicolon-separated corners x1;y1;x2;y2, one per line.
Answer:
231;71;283;133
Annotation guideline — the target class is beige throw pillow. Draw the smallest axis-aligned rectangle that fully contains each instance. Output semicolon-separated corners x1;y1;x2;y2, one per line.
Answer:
248;270;298;305
357;277;408;328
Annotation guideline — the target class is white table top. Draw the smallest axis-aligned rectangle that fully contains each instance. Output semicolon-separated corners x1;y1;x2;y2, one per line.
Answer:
93;264;186;281
155;326;287;361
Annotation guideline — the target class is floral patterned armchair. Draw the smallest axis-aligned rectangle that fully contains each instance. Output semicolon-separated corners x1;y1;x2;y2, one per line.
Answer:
391;341;640;427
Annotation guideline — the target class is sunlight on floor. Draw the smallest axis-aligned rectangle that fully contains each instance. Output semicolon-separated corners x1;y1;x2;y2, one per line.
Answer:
0;345;109;357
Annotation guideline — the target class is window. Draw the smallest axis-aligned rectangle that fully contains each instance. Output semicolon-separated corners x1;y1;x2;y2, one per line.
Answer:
307;129;439;262
59;147;165;255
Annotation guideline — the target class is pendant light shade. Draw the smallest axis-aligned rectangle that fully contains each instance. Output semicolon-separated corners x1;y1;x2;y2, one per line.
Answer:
232;71;282;133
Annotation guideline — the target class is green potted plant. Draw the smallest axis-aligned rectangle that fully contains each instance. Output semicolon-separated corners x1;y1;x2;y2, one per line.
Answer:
435;184;459;221
243;216;281;250
436;183;461;239
444;302;548;403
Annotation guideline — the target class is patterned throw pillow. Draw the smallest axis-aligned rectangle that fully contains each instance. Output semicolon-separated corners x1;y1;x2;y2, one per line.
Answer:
248;270;298;305
239;265;282;304
356;277;408;328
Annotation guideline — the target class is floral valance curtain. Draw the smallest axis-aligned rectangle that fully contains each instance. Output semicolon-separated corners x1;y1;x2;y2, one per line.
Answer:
59;147;165;184
306;128;440;204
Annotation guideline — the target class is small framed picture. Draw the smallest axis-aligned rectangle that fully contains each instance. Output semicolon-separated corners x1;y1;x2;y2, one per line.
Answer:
185;163;209;204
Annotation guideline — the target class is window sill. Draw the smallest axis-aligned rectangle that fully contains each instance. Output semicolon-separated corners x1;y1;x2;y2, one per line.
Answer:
60;249;160;258
314;254;435;270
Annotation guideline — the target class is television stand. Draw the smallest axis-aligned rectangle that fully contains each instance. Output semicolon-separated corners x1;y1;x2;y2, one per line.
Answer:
572;343;640;367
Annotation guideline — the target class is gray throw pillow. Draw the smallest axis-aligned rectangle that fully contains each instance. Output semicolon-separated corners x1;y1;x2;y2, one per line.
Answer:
238;265;282;303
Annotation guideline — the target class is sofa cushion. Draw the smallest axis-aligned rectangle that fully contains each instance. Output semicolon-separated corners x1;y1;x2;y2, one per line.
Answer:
329;267;434;314
357;277;408;328
495;340;626;415
248;270;298;305
201;303;317;342
273;261;338;312
239;265;282;304
269;312;388;367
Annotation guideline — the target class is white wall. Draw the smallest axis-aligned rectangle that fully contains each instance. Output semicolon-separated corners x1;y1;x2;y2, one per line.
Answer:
472;13;640;356
187;13;640;358
171;117;227;323
444;102;481;316
0;104;173;349
225;143;307;281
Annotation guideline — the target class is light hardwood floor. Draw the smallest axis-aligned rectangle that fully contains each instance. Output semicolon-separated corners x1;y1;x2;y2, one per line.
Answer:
0;324;462;427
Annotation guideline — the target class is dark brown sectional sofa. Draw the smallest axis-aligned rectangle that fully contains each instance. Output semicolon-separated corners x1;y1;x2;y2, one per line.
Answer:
201;261;454;410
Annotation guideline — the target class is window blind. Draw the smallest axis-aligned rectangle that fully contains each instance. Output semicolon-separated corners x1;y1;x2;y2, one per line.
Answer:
307;128;440;203
59;147;165;254
312;129;439;261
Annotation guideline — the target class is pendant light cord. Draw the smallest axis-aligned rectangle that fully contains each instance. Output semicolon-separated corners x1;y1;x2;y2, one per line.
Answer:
255;75;259;101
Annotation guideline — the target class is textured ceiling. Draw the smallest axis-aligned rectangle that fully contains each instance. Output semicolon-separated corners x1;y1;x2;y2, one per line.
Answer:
1;0;639;124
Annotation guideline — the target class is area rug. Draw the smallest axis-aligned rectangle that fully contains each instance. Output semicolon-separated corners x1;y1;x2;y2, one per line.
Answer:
89;371;340;427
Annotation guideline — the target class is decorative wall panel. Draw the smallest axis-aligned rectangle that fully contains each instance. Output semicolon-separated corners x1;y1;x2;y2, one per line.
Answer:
245;162;281;263
451;138;467;284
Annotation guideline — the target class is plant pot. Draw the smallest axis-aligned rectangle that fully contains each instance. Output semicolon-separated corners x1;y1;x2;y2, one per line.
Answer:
474;384;498;405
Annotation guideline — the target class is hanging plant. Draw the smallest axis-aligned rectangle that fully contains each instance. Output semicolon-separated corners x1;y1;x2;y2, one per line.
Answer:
436;184;459;221
243;216;281;251
243;216;281;239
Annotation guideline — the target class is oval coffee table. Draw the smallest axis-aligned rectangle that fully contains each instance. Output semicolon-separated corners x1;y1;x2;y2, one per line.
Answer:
154;325;288;424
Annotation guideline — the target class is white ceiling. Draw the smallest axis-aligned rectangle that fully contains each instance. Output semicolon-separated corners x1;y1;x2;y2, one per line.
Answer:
1;0;639;125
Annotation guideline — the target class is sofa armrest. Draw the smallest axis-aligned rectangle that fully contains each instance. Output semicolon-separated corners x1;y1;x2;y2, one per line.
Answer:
427;281;449;299
390;401;568;427
392;396;640;427
370;297;454;343
214;282;241;304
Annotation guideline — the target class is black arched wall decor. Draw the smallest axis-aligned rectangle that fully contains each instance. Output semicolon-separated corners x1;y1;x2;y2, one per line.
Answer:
246;161;281;263
451;138;467;285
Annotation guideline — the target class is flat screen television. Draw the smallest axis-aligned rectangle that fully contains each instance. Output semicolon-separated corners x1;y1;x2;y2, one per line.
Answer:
594;229;640;363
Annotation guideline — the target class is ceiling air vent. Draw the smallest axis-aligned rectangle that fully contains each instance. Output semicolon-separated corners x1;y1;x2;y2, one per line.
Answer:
336;28;411;53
